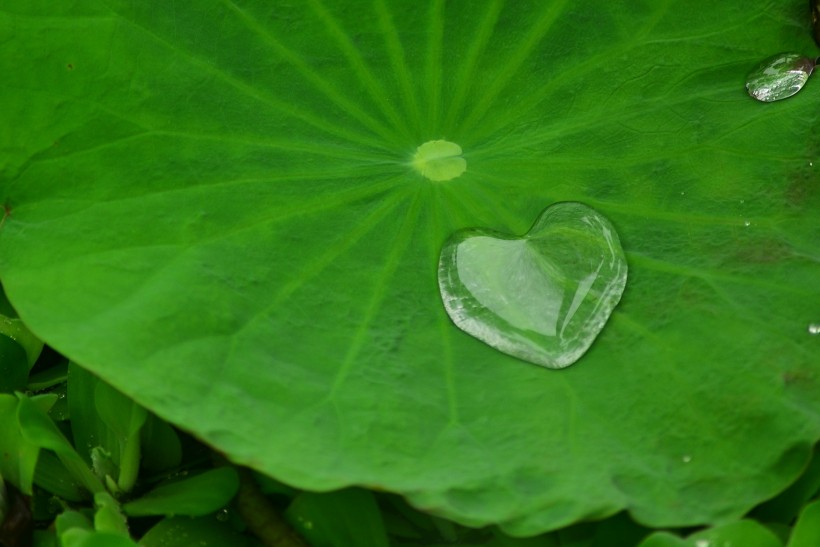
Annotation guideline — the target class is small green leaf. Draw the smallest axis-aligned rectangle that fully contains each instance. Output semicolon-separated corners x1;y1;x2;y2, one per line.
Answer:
687;519;783;547
33;450;86;501
17;393;104;495
93;492;130;537
94;380;147;493
54;510;94;537
94;381;147;440
122;467;239;517
636;532;686;547
139;516;255;547
139;413;182;473
488;528;559;546
0;335;28;393
67;363;147;493
59;529;139;547
26;361;68;391
0;286;43;368
787;499;820;547
0;393;53;494
67;363;109;465
285;488;390;547
754;445;820;524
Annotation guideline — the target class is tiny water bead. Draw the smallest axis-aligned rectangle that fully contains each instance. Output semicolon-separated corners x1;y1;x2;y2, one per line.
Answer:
746;53;816;102
412;140;466;182
438;202;627;369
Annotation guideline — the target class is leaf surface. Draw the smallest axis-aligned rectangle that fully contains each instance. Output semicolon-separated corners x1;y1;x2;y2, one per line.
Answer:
1;0;819;534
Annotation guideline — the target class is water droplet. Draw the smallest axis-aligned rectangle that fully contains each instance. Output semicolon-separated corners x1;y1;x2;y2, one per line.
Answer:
216;507;230;521
743;220;751;227
438;202;628;369
412;140;466;181
682;455;692;463
809;323;820;335
746;53;815;102
695;541;711;547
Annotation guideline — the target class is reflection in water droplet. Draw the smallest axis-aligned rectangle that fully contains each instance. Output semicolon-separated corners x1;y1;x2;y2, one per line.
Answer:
809;323;820;335
438;202;627;369
746;53;815;102
744;220;751;227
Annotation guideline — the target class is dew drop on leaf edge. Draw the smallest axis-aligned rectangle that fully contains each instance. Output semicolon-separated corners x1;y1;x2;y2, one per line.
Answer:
438;202;628;369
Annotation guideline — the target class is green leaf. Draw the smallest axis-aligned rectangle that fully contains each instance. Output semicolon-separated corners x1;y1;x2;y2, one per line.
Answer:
487;529;559;547
122;467;239;517
93;492;130;537
636;532;686;547
67;362;147;493
787;499;820;547
139;516;256;547
0;335;28;393
94;379;147;492
139;413;182;474
27;361;68;391
16;393;104;495
67;363;108;466
34;450;87;501
687;520;783;547
0;393;54;494
754;444;820;523
1;0;818;535
55;510;94;537
285;488;390;547
59;529;139;547
0;284;43;368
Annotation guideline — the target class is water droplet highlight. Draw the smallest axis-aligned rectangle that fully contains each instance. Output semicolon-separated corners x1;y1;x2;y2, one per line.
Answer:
809;323;820;335
438;202;627;369
746;53;815;102
412;140;466;181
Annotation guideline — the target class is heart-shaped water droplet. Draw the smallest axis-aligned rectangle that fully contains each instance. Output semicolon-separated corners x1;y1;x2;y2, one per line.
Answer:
438;202;627;369
745;53;815;102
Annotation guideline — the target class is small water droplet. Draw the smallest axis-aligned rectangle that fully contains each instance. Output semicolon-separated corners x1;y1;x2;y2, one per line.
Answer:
216;508;230;522
739;199;745;204
682;455;692;463
695;541;711;547
746;52;815;102
744;220;751;227
809;323;820;335
438;202;627;369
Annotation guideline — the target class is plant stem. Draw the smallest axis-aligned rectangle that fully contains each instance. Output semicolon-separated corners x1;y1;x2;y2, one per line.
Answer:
234;467;308;547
